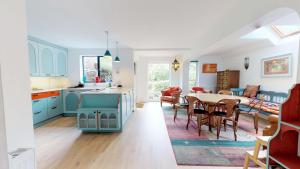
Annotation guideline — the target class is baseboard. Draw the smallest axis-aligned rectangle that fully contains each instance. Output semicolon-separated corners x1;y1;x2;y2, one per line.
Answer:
63;113;77;117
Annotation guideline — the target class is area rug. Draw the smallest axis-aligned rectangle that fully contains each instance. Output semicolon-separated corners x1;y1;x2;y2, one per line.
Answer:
162;106;262;167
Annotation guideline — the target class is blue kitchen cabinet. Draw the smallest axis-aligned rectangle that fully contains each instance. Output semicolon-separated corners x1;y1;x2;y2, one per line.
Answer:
64;90;80;114
55;49;68;76
98;109;120;131
47;94;63;118
39;44;55;76
28;41;40;76
32;99;47;124
78;110;98;131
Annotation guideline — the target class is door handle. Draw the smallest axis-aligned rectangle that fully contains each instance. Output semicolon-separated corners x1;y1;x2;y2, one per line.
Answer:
34;111;42;114
51;106;57;109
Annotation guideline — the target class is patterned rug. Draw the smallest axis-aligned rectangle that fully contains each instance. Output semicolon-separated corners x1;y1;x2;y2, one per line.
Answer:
162;106;262;167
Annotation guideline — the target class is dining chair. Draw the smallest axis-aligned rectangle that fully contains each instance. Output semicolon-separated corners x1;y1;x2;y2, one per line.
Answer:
236;95;265;134
173;96;189;122
185;96;209;135
218;90;233;95
211;99;241;141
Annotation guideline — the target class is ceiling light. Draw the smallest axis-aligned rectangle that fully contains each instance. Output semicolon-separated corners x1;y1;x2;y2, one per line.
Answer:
103;31;111;58
114;41;120;62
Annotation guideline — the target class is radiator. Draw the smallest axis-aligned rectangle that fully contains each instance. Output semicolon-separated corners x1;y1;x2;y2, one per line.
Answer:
8;148;35;169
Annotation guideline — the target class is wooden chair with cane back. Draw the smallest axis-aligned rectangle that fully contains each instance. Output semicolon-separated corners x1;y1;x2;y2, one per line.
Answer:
211;99;241;141
185;96;210;135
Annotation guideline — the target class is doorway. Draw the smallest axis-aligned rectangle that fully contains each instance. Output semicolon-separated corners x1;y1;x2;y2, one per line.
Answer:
147;63;170;101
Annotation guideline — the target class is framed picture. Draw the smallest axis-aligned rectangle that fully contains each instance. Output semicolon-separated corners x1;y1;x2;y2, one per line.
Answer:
202;64;217;73
262;54;292;77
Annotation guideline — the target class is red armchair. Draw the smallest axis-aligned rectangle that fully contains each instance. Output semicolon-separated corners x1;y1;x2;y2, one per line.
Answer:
160;87;182;108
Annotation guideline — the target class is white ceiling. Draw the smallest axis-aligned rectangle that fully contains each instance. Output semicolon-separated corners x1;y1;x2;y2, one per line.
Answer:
26;0;300;56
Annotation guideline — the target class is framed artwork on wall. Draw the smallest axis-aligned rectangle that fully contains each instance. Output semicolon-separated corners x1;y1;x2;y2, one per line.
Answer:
202;64;217;73
261;54;292;77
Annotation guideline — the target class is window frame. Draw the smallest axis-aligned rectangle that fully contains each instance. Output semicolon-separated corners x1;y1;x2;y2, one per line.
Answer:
188;60;199;89
82;56;108;83
271;25;300;39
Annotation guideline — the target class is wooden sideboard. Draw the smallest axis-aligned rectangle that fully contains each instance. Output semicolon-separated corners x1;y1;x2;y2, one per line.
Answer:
216;70;239;92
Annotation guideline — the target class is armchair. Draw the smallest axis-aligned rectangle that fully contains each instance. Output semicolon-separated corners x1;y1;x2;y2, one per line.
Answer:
160;87;182;108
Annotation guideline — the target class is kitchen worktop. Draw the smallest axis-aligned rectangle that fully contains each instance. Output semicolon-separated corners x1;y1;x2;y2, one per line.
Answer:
81;87;132;94
31;87;130;94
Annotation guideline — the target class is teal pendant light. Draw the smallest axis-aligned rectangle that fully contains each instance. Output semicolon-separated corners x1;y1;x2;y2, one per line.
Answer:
104;31;111;58
114;41;120;62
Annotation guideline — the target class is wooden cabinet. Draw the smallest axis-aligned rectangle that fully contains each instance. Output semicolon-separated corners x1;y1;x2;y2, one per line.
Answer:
28;37;68;77
216;70;239;92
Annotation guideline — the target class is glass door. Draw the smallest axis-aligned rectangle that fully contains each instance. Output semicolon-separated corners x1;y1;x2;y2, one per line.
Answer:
147;63;170;101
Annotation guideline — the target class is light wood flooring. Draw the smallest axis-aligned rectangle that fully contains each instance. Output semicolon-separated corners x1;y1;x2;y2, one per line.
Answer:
34;102;255;169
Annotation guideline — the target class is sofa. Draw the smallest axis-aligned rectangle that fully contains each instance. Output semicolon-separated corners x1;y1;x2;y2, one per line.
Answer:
160;87;182;107
231;88;288;116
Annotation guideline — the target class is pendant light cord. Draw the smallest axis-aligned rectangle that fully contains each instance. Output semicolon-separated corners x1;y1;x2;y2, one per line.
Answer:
105;31;109;50
116;41;119;56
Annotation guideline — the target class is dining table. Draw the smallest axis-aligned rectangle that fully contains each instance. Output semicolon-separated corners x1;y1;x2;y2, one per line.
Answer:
187;92;249;130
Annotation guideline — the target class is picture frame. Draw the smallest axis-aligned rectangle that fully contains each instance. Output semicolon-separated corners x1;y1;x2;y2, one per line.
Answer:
202;64;217;73
261;54;292;77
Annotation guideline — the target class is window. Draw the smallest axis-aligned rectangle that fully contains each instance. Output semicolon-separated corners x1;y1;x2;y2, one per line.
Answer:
82;56;112;83
272;25;300;38
188;61;198;89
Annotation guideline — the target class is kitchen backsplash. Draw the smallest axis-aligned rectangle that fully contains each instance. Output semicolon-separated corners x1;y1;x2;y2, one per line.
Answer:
31;77;70;90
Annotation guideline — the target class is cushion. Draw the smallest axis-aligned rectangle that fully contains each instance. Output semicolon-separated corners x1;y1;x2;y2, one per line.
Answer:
192;87;204;92
161;96;174;102
243;85;260;98
242;98;280;115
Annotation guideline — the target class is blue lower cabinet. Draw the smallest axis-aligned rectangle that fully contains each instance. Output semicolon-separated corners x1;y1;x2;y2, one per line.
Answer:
98;109;120;130
32;99;47;124
78;110;98;130
32;91;63;126
78;109;120;132
47;96;60;118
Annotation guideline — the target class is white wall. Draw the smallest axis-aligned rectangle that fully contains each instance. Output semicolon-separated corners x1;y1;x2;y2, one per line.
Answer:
135;56;183;102
197;56;225;92
0;0;35;154
68;48;134;88
222;40;299;93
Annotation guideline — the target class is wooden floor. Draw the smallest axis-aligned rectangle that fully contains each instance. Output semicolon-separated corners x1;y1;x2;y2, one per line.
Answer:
35;102;252;169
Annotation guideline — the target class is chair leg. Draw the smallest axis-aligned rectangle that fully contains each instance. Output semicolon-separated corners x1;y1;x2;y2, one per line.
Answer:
254;112;259;134
243;153;250;169
160;100;162;107
197;115;202;136
186;114;191;130
233;121;237;141
223;119;227;131
216;117;222;139
174;108;177;122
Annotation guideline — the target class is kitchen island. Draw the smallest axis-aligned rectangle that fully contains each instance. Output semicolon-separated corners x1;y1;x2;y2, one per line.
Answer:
77;87;134;132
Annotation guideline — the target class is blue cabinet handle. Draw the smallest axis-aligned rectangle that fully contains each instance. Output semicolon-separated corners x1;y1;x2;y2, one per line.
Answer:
34;111;42;114
51;106;57;109
51;97;57;99
33;100;40;103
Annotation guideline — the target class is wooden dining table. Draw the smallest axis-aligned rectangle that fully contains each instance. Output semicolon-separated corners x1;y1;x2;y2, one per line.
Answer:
187;92;249;130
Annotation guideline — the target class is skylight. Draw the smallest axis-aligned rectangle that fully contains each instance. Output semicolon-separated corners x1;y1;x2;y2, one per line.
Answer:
272;25;300;38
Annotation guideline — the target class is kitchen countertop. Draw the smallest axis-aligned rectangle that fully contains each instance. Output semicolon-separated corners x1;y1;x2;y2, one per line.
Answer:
81;87;132;94
31;87;131;94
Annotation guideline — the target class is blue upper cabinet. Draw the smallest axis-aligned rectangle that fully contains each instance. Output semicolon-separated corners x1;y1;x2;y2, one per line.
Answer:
55;49;68;76
28;36;68;77
39;44;55;76
28;41;40;76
